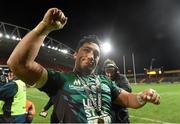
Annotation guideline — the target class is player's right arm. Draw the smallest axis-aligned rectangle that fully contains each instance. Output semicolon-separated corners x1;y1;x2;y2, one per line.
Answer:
7;8;68;87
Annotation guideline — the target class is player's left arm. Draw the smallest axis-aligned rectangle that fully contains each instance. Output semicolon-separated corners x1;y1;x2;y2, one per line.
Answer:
114;89;160;108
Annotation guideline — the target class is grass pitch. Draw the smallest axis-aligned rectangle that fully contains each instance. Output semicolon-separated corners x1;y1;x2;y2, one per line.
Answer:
27;83;180;123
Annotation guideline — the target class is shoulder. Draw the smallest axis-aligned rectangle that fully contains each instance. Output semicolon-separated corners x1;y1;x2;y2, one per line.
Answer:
47;68;74;80
13;79;26;85
47;68;72;76
0;81;18;93
98;75;111;82
5;80;17;87
98;75;115;88
118;74;126;78
117;74;128;80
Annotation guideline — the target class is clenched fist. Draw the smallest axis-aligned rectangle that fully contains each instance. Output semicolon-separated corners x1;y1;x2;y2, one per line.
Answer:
42;8;68;31
33;8;68;36
137;89;160;105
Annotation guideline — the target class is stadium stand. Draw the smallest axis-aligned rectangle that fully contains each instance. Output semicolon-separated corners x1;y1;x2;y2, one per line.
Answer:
1;21;180;81
0;21;74;71
127;69;180;84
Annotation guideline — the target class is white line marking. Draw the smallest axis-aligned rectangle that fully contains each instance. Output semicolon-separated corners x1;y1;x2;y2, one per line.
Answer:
130;115;170;123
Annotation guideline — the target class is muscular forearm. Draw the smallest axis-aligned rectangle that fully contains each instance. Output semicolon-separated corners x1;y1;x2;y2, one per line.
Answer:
7;22;47;85
116;89;160;109
7;8;67;85
116;90;145;109
126;93;146;109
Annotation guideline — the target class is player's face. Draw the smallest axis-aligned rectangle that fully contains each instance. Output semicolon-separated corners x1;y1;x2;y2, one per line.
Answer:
74;42;100;75
105;67;116;79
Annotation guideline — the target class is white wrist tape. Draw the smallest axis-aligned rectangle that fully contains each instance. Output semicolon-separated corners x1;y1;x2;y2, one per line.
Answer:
136;92;146;105
33;21;49;36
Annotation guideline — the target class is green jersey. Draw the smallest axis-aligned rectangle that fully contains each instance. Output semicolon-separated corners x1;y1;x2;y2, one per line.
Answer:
40;69;121;123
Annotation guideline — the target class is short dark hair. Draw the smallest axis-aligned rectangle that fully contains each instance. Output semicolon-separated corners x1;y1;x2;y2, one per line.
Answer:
75;35;101;52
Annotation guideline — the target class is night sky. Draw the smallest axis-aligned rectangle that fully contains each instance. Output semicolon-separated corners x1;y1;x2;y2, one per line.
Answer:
1;0;180;73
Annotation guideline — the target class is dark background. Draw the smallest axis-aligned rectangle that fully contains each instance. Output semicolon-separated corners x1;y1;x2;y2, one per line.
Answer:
1;0;180;73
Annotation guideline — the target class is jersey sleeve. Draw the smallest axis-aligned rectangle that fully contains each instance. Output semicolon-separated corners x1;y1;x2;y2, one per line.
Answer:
100;75;121;102
39;68;64;97
110;79;122;101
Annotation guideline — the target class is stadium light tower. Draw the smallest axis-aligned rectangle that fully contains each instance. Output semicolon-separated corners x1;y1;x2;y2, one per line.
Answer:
101;38;112;55
96;38;112;74
150;58;156;70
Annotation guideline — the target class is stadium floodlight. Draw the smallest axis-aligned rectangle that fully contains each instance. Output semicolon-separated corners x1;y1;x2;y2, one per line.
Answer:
42;43;45;47
12;35;16;40
52;46;55;50
61;49;68;54
101;39;112;54
159;70;162;74
5;34;10;39
16;37;20;41
0;33;3;37
48;45;51;49
55;47;58;50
